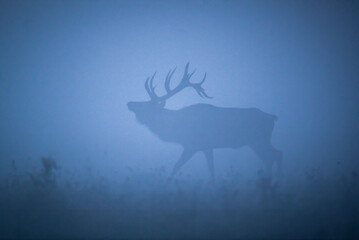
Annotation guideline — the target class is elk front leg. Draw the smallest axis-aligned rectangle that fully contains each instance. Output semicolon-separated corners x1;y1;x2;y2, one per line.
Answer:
169;148;195;180
204;149;215;183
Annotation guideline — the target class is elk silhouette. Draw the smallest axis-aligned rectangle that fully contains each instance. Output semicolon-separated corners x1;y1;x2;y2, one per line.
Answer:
127;63;282;181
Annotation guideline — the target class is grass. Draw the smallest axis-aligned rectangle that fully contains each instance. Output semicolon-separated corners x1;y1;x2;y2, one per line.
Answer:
0;157;358;239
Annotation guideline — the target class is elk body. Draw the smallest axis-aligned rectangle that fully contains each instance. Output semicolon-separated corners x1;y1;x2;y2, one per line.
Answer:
127;63;282;181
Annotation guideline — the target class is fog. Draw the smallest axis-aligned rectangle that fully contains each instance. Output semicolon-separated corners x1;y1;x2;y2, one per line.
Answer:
0;0;358;239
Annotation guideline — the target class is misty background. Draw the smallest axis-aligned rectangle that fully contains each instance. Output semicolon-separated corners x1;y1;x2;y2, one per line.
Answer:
0;0;358;239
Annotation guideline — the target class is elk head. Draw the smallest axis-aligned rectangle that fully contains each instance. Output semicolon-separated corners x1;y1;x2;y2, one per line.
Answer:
127;62;212;124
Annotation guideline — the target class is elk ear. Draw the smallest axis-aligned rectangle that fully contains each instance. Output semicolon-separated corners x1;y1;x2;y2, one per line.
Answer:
158;101;166;108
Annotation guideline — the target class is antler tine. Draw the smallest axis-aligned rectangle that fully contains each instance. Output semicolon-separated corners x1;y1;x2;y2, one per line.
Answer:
181;62;191;83
145;77;151;95
150;72;156;90
184;62;190;74
165;68;176;93
145;72;158;100
187;69;196;81
190;73;213;99
199;72;206;85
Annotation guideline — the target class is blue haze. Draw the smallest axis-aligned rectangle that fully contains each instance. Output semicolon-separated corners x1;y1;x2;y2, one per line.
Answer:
0;0;358;239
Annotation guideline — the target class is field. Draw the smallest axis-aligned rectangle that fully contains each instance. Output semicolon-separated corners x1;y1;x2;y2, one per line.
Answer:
0;157;358;239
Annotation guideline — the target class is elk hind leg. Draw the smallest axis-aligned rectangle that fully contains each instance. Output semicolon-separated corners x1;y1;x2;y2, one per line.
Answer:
204;149;215;183
273;147;283;177
251;143;276;179
252;143;283;178
169;148;196;180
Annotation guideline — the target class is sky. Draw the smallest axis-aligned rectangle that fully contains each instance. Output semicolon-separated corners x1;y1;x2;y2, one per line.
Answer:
0;0;358;180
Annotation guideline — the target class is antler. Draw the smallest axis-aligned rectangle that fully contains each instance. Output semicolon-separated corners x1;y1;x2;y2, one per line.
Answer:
145;72;157;100
144;62;212;102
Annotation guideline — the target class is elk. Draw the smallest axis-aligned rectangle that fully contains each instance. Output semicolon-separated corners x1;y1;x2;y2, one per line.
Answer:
127;63;282;181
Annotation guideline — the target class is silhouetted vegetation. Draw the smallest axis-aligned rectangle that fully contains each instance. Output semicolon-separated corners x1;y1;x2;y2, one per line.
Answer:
0;157;358;239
